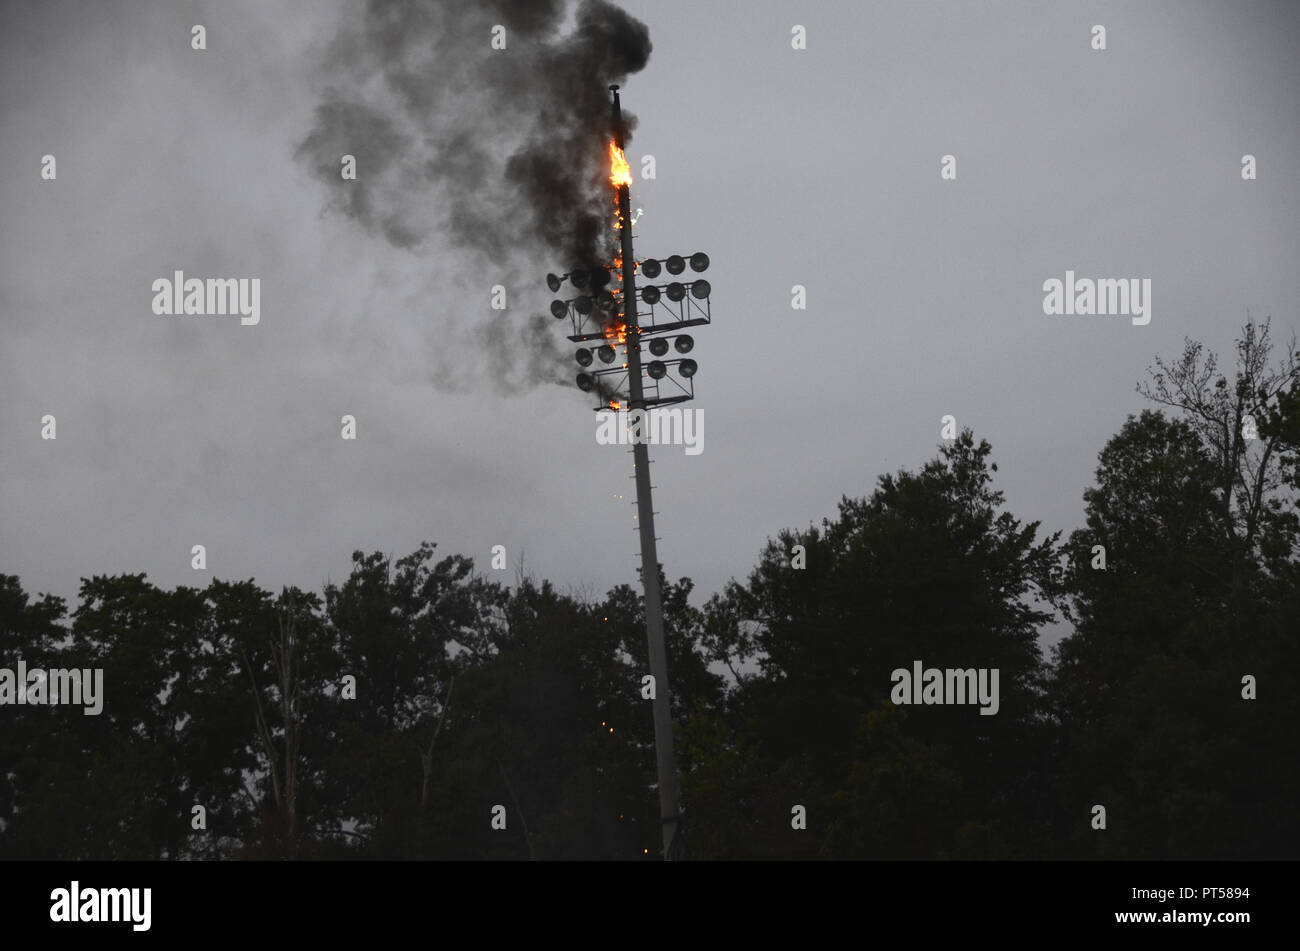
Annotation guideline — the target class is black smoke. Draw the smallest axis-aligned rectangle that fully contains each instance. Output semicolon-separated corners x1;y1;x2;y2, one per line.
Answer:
297;0;651;389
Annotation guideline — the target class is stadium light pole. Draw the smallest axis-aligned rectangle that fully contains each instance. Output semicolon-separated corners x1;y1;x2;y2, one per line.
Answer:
546;87;713;860
610;84;682;862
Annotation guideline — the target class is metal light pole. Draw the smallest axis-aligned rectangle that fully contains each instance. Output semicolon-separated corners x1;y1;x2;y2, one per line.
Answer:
610;85;682;861
546;87;713;860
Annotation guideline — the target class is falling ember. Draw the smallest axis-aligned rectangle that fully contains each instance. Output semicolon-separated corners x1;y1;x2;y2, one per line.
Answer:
609;141;633;189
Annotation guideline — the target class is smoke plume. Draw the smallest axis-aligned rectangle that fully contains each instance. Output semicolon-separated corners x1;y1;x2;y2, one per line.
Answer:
297;0;652;390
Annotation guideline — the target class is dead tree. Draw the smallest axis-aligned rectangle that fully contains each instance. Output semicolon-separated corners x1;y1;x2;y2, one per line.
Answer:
240;592;304;857
1138;316;1300;584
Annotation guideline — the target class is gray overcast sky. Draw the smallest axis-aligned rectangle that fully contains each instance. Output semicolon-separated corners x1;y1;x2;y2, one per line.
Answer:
3;0;1298;648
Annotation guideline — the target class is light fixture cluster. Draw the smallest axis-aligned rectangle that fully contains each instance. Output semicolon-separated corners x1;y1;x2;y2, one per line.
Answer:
548;252;709;397
572;333;696;391
546;251;710;327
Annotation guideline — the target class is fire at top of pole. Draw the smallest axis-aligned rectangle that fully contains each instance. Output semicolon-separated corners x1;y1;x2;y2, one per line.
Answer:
608;141;633;189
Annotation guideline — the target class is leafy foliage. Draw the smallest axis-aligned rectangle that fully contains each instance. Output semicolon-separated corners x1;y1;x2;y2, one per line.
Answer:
2;322;1296;859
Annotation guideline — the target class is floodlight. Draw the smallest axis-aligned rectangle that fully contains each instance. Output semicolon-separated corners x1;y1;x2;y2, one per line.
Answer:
575;295;593;315
674;335;694;354
641;285;660;305
550;300;568;319
591;267;611;288
640;258;661;279
598;345;616;364
596;289;615;310
571;269;589;289
649;338;669;357
666;282;685;302
576;348;594;367
690;279;711;299
689;252;709;273
577;373;595;391
678;359;697;378
547;273;562;293
647;360;667;380
665;255;685;275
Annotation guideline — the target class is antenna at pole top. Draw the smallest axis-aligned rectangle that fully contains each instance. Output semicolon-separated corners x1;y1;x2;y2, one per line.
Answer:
609;85;624;146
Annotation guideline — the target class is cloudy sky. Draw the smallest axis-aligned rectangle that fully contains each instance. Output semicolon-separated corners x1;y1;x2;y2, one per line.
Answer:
3;0;1298;648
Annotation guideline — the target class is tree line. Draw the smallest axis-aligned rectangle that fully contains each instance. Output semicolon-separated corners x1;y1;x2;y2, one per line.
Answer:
2;320;1297;859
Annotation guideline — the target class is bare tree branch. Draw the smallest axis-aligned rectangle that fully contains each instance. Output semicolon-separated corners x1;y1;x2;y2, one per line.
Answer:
495;755;537;861
1137;317;1300;577
420;675;455;810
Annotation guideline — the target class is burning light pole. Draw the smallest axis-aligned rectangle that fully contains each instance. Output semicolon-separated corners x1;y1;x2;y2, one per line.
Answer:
545;86;713;861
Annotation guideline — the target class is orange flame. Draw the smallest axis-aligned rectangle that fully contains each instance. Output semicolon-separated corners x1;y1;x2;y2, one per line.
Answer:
603;141;633;365
605;252;629;344
609;141;632;189
604;321;629;345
